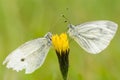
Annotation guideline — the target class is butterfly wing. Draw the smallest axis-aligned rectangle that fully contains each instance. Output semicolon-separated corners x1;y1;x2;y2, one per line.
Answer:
68;20;118;54
3;35;51;74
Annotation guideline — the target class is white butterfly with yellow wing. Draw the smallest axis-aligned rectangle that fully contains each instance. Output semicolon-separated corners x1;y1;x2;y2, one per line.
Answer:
67;20;118;54
3;32;52;74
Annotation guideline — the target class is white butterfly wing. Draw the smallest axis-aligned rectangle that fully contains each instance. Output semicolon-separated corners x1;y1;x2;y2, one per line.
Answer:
3;33;52;74
68;20;118;54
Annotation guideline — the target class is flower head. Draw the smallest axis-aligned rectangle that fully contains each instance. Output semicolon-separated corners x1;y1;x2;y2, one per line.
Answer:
52;33;69;54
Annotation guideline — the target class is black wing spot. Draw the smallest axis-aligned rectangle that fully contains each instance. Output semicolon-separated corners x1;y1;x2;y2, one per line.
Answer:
21;58;25;62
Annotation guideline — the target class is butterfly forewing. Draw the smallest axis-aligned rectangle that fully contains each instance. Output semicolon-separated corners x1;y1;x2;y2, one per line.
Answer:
3;32;52;74
68;20;118;54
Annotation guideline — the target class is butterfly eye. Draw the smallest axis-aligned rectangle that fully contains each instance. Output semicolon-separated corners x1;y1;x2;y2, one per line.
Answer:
21;58;25;62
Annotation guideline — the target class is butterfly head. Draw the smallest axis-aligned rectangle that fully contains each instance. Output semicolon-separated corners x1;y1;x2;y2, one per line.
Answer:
45;32;52;38
44;32;52;46
67;24;76;37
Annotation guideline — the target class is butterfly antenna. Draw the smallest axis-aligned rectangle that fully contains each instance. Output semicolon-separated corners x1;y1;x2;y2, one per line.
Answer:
61;14;71;24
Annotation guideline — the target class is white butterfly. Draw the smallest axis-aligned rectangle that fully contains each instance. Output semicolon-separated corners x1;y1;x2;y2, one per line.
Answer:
67;20;118;54
3;20;118;74
3;32;52;74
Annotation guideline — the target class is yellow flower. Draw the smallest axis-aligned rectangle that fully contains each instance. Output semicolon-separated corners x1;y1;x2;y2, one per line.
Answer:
52;33;69;54
52;33;69;80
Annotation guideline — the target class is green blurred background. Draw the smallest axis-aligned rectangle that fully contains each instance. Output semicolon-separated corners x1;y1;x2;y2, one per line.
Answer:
0;0;120;80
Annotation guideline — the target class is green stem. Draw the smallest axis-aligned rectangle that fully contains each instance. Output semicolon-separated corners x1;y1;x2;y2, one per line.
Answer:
56;50;69;80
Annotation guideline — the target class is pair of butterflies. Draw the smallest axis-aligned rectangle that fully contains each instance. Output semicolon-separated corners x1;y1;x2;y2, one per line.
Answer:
3;20;118;74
